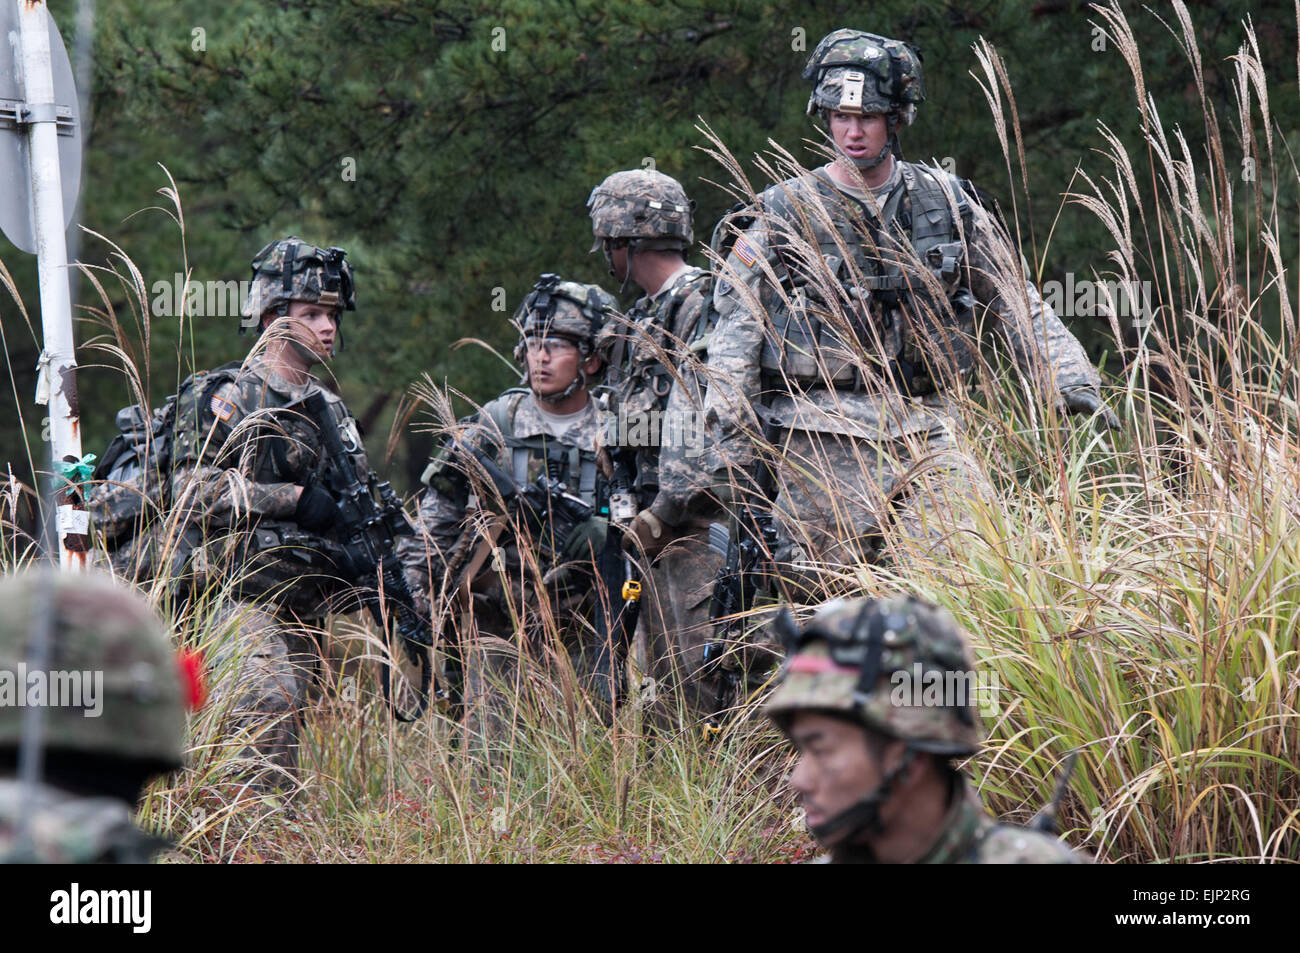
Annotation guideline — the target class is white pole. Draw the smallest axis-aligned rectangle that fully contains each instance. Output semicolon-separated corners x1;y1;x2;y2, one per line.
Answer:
19;1;87;570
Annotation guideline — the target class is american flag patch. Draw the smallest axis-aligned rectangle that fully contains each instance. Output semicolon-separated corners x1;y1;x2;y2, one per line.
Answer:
210;395;237;422
733;237;759;268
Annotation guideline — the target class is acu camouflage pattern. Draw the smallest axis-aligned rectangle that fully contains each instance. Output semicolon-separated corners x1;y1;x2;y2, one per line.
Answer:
241;236;356;324
400;389;613;748
0;780;170;863
513;277;615;358
587;169;694;249
596;265;730;718
803;29;925;122
702;159;1102;567
766;595;983;756
598;266;714;494
402;388;610;595
0;570;185;767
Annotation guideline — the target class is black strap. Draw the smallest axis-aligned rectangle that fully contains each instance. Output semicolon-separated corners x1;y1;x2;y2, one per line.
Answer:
281;240;297;296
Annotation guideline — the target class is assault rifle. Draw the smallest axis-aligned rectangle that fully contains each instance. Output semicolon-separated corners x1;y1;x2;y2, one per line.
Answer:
448;437;627;705
303;391;432;722
702;412;781;730
450;440;595;564
591;446;643;707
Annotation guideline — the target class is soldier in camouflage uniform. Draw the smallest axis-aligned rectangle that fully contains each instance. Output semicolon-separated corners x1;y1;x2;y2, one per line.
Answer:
0;569;190;863
98;237;370;792
402;275;617;748
702;30;1118;586
588;170;728;717
767;595;1089;863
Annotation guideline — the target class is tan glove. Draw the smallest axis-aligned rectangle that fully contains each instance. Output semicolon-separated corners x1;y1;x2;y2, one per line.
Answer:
624;508;667;557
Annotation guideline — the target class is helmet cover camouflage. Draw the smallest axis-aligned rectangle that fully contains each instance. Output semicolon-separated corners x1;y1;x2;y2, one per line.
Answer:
803;29;925;124
587;170;695;252
512;274;615;362
0;569;185;768
241;236;357;326
766;595;983;756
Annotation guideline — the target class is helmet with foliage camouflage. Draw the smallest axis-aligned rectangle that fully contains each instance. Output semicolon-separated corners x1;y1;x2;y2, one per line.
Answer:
766;594;983;756
0;570;186;770
512;273;615;360
803;29;925;125
241;236;356;328
587;170;695;252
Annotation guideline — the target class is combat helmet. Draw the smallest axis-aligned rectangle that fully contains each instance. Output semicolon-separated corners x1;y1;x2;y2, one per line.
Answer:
767;594;983;756
0;569;189;772
804;29;925;169
766;594;983;844
588;170;695;292
512;273;616;403
241;236;356;349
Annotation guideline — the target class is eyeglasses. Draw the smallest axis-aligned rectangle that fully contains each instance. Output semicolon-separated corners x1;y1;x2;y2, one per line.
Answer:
524;336;581;355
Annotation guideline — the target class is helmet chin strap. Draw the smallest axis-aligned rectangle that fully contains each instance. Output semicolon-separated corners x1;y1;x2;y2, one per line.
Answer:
845;136;895;170
808;747;915;845
533;371;585;405
602;239;635;295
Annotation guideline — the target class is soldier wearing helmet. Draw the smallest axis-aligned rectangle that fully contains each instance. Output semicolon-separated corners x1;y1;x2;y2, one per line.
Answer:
698;29;1118;585
587;170;731;721
0;570;193;863
767;595;1088;863
95;236;374;793
401;275;619;748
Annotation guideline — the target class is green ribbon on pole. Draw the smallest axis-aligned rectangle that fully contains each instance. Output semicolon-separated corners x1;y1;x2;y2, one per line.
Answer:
56;453;97;493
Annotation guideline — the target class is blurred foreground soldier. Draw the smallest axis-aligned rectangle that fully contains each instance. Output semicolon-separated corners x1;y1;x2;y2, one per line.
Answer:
402;275;618;746
704;30;1117;587
588;170;729;716
0;570;193;863
767;595;1088;863
92;237;372;791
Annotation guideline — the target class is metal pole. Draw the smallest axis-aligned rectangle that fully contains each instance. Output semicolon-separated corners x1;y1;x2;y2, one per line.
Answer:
19;0;87;570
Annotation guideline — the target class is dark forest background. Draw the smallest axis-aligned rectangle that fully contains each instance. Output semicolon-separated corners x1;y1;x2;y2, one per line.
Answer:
2;0;1293;496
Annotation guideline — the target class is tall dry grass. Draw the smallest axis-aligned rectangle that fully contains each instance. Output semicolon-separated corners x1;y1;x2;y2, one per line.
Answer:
1;0;1295;862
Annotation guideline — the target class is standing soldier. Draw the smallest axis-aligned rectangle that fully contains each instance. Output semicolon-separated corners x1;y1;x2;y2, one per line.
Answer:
93;236;373;793
702;30;1118;587
0;569;193;863
587;170;728;717
402;275;617;748
766;595;1089;863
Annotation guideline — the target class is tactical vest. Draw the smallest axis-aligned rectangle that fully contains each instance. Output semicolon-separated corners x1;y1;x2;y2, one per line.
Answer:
90;361;243;545
486;389;602;505
607;269;717;416
754;163;979;397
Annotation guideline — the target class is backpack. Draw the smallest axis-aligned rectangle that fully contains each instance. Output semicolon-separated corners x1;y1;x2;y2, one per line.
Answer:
89;362;241;546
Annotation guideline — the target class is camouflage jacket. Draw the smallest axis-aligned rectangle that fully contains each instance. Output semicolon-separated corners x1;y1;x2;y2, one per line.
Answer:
0;780;169;863
704;161;1103;474
400;388;609;607
113;355;368;610
825;780;1089;864
600;266;718;524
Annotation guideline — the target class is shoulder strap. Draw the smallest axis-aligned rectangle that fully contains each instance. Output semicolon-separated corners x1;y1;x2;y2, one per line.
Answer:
485;388;528;441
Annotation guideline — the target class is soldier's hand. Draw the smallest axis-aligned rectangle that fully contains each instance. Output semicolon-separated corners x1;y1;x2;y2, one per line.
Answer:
1062;387;1122;432
295;481;340;531
624;508;667;557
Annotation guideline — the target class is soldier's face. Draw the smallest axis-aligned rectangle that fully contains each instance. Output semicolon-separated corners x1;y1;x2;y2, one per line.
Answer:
609;243;629;281
828;111;889;164
267;300;340;361
788;711;896;845
525;335;600;397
